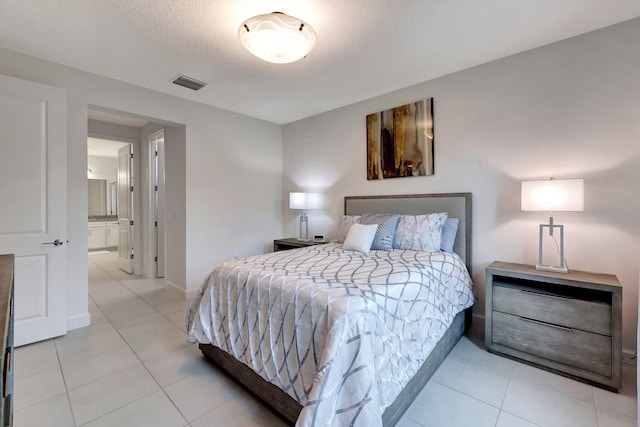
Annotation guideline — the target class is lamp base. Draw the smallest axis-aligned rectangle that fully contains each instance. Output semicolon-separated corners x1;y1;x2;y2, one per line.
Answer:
537;221;568;274
298;211;309;241
535;264;568;274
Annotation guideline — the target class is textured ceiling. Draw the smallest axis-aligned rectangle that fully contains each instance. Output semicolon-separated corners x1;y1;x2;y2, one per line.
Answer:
1;1;639;124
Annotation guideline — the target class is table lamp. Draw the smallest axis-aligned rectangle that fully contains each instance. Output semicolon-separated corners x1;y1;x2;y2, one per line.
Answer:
521;178;584;273
289;192;319;241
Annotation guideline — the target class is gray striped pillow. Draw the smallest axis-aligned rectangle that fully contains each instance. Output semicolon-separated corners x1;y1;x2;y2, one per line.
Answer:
359;213;400;251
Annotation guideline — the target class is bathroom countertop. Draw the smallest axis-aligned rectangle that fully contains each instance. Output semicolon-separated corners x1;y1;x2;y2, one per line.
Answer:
88;216;118;222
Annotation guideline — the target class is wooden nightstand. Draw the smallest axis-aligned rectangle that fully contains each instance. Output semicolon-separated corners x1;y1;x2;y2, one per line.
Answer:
485;261;622;391
273;238;326;252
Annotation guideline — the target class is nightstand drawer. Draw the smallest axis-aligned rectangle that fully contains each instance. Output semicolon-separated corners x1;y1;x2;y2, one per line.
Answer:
492;311;612;377
492;283;612;336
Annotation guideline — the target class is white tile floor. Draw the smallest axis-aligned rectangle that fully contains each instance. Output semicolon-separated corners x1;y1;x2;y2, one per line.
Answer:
14;251;638;426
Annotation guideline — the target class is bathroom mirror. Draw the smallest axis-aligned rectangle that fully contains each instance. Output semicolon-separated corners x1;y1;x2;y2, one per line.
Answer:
88;179;117;216
88;179;106;216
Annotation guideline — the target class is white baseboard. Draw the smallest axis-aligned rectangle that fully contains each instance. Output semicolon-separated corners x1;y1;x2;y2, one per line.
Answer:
161;279;194;301
67;312;91;331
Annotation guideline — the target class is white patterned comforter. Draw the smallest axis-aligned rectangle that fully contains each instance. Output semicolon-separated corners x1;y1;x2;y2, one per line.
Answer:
187;243;475;427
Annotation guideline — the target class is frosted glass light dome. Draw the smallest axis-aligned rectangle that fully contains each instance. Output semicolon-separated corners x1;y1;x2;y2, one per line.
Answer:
238;12;316;64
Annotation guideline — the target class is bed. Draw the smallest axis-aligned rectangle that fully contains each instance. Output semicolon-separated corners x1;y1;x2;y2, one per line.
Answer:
187;193;475;426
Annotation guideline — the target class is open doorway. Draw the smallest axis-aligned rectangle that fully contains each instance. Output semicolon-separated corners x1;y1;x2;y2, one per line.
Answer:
87;137;133;272
88;107;173;280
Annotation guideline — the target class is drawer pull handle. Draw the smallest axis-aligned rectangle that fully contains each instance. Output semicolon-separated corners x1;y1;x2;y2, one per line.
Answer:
520;289;573;301
519;316;572;331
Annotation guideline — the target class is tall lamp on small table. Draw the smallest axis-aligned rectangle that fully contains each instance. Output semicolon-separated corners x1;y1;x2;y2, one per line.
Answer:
289;192;319;241
521;178;584;273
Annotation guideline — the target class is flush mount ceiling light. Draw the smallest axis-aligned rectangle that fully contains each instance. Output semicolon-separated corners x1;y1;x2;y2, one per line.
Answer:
238;12;316;64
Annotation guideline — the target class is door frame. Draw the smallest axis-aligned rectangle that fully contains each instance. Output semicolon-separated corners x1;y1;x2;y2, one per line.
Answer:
87;131;140;275
148;130;166;278
117;143;134;274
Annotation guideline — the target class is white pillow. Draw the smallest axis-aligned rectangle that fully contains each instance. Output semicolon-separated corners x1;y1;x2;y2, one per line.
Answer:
343;223;378;253
337;215;360;243
394;213;448;252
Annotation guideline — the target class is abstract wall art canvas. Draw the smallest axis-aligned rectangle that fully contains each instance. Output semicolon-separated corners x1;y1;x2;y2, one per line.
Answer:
366;98;434;180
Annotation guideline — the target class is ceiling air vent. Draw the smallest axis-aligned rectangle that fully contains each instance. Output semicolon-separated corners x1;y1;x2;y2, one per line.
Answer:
172;74;207;91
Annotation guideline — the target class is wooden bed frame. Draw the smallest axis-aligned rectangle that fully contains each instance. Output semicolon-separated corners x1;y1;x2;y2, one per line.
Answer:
199;192;473;426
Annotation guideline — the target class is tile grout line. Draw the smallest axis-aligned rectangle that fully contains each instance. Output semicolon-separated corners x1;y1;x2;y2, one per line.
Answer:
16;254;199;426
432;379;503;411
13;253;112;424
493;364;515;426
86;253;193;426
63;256;119;427
593;386;602;427
431;360;541;427
54;340;80;427
96;256;234;425
65;254;122;426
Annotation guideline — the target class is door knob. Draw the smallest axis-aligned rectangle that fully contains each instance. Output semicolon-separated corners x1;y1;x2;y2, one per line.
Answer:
42;239;64;246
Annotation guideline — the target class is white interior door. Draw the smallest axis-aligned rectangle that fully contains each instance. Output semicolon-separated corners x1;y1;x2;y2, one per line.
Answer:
117;144;133;274
0;74;67;346
152;132;165;278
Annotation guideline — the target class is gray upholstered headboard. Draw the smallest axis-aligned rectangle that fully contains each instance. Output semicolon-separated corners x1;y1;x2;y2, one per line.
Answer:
344;193;472;273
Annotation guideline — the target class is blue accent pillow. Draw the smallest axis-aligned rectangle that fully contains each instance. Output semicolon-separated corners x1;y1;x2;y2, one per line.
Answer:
440;218;459;253
359;213;400;251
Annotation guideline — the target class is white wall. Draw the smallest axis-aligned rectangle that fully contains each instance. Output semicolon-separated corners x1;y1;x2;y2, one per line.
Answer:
182;108;284;293
87;155;117;181
0;46;283;329
164;125;188;291
283;19;640;351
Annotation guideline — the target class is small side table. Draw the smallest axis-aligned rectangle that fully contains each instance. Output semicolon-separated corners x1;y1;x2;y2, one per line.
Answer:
485;261;622;391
